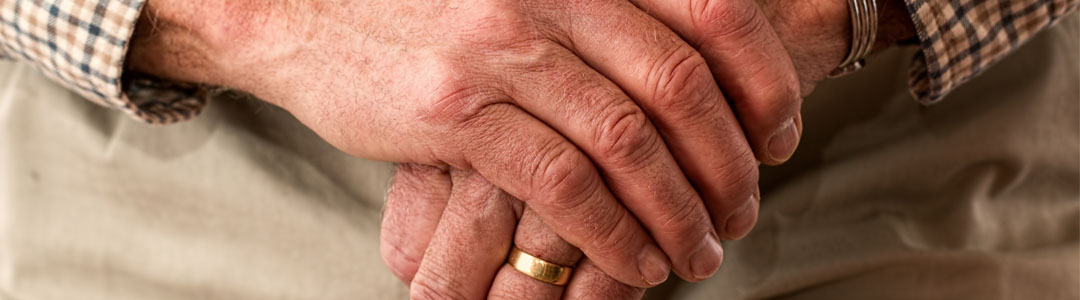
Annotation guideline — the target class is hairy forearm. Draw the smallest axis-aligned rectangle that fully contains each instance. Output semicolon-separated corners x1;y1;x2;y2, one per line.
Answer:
126;0;301;102
127;0;916;93
126;1;222;85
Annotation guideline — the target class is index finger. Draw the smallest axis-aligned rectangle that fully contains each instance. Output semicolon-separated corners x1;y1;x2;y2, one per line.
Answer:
630;0;805;166
453;103;670;288
537;0;758;266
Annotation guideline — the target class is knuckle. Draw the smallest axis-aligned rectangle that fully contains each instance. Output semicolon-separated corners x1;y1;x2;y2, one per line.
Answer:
379;240;422;283
755;75;803;122
709;147;760;200
776;74;803;109
456;6;543;48
556;0;610;11
652;188;708;236
422;79;507;127
646;47;719;119
445;192;503;225
689;0;768;43
410;272;470;300
593;108;658;167
585;210;640;258
511;41;570;73
391;164;449;193
734;63;801;122
486;275;535;300
570;263;644;299
768;68;802;101
429;99;519;167
395;163;446;178
380;201;426;283
449;172;497;208
532;145;598;212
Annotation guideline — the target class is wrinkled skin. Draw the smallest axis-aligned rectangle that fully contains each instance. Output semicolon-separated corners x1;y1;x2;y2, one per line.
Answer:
125;0;913;297
380;0;916;298
129;0;809;289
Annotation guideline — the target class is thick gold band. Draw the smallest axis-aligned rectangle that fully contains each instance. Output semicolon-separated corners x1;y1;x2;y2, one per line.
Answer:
506;247;574;286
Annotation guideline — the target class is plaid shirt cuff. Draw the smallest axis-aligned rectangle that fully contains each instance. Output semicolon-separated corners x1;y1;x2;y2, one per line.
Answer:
1;0;142;108
905;0;1079;104
0;0;208;124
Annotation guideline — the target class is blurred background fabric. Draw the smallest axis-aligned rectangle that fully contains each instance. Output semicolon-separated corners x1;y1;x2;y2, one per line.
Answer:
0;15;1076;300
0;63;406;298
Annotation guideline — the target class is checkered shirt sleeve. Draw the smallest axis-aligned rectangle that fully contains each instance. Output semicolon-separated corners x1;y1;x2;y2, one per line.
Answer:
0;0;208;124
1;0;142;110
906;0;1079;103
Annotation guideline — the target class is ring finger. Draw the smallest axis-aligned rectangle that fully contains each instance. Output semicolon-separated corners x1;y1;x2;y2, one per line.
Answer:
488;209;644;300
488;210;579;299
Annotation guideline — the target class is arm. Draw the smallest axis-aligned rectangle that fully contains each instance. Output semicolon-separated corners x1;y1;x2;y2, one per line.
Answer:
757;0;1080;103
905;0;1079;103
5;0;757;288
0;0;151;119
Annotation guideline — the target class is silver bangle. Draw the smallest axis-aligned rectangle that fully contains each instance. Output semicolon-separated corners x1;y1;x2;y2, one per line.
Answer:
828;0;878;78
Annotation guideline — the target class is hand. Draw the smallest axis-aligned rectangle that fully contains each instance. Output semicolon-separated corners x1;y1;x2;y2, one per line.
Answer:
753;0;916;93
127;0;797;287
383;164;645;299
380;0;918;297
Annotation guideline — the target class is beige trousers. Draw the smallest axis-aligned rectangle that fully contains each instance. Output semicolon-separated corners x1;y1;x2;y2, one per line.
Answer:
1;16;1076;300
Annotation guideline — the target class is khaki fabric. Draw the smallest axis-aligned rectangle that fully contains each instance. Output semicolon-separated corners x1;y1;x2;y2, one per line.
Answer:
1;15;1077;300
0;66;406;298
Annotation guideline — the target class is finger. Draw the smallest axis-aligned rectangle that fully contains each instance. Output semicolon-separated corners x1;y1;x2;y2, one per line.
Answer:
545;0;772;241
564;259;646;300
452;103;668;288
504;52;723;282
525;2;751;279
488;210;579;300
380;164;452;284
409;170;518;300
488;210;645;300
629;0;804;166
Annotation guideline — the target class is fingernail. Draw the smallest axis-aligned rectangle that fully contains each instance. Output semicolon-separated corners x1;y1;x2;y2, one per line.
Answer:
638;244;670;286
724;193;759;239
768;118;800;163
690;232;724;280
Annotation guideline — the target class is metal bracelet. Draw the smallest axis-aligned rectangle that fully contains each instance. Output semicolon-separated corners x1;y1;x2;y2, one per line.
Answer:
828;0;878;78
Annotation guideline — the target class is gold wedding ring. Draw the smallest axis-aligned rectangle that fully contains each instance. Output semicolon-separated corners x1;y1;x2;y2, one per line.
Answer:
506;247;574;286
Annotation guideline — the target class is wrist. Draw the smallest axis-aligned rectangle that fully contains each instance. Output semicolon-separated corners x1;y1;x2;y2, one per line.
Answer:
125;0;289;95
874;0;917;51
757;0;850;92
758;0;916;92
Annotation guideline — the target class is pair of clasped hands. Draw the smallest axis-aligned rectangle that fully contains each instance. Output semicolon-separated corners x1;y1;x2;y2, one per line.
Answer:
129;0;909;298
